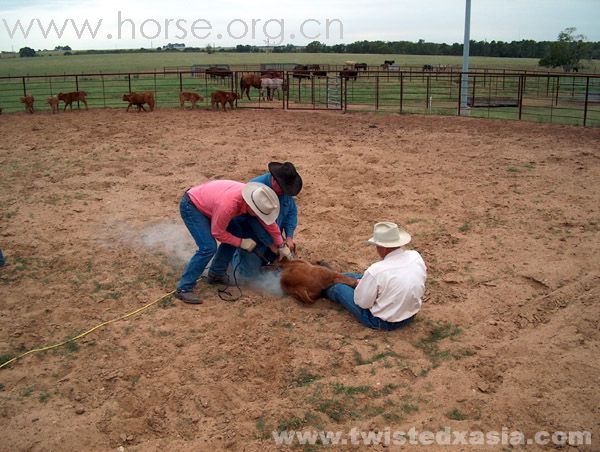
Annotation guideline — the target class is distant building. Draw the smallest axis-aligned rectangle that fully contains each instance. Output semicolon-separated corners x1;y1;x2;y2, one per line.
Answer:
165;43;186;50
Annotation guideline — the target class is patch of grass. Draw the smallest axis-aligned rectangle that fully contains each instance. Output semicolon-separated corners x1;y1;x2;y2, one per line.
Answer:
332;382;371;396
64;340;79;353
21;386;34;397
277;417;305;432
353;349;401;366
0;354;15;366
270;319;294;330
372;383;401;398
92;281;114;293
400;402;419;414
415;321;462;366
39;391;52;403
159;296;175;308
131;375;140;386
293;368;321;387
458;222;471;233
317;399;347;422
507;166;520;173
405;218;423;224
446;408;467;420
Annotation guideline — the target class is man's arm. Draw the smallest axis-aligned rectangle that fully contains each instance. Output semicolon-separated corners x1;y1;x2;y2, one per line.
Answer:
353;270;378;309
280;196;298;238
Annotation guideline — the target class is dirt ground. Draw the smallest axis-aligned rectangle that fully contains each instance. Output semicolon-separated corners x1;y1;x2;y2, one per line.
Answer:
1;108;599;451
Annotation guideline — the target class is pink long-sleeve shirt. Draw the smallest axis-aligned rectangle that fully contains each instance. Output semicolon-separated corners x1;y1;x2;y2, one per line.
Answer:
187;180;284;248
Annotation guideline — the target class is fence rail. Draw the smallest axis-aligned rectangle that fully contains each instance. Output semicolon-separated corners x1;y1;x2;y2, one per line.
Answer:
1;70;599;127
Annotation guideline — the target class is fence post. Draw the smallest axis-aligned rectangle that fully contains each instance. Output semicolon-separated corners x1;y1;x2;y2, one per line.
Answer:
311;76;315;107
286;73;289;110
128;73;131;93
583;76;589;127
101;74;106;108
179;72;183;92
22;76;26;96
375;75;379;110
554;76;560;106
75;74;80;109
425;75;430;110
457;73;462;116
471;75;476;107
518;75;524;120
400;72;404;114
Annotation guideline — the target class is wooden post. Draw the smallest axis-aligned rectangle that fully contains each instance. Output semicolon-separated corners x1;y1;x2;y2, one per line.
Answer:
375;75;379;110
583;76;590;127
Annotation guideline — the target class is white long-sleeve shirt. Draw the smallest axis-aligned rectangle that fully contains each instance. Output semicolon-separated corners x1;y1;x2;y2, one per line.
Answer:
354;248;427;322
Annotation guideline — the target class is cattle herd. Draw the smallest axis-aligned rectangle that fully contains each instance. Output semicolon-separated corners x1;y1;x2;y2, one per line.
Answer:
5;62;452;114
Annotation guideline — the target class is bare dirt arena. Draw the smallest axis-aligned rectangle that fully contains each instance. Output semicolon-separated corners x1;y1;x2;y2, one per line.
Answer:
1;108;599;451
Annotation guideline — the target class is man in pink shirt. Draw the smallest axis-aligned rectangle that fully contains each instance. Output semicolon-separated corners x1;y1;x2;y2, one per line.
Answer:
175;180;291;304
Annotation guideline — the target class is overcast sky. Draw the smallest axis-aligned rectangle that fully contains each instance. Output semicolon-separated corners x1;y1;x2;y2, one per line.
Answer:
1;0;599;51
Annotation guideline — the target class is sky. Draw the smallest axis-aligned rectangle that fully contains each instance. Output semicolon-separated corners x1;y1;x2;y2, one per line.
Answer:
0;0;599;51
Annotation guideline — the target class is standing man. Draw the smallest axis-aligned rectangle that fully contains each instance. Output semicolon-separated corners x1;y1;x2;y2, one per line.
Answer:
207;161;302;282
325;222;427;330
174;180;286;304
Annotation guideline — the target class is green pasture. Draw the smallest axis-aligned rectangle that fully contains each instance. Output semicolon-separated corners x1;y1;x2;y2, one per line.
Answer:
0;53;598;126
2;51;599;77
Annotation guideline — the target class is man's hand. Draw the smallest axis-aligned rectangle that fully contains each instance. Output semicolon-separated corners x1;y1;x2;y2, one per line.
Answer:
240;238;257;252
277;244;292;260
285;236;295;253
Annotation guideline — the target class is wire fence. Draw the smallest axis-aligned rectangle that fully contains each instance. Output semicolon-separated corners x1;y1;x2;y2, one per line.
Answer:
1;69;599;126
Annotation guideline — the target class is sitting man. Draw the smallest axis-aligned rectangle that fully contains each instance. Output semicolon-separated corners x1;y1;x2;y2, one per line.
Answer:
207;161;302;283
325;221;427;330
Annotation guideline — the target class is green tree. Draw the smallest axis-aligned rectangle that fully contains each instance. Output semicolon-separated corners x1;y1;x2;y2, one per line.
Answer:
19;46;36;57
539;27;589;72
305;41;324;53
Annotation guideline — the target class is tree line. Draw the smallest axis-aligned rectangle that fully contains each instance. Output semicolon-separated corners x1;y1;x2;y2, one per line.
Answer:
301;38;600;60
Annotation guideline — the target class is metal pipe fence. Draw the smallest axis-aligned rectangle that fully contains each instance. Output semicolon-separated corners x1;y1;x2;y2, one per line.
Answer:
0;70;598;126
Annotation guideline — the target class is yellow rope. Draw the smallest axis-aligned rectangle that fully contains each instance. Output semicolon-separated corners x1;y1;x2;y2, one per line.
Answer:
0;290;175;370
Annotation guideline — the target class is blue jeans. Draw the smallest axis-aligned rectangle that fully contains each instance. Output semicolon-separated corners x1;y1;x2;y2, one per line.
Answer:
176;194;218;292
209;215;277;278
325;273;416;331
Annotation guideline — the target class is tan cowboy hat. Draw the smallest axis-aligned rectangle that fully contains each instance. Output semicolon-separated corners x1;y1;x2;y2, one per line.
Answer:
366;221;411;247
242;182;280;225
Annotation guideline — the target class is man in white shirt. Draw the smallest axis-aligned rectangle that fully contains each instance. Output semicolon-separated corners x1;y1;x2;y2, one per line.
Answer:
324;221;427;330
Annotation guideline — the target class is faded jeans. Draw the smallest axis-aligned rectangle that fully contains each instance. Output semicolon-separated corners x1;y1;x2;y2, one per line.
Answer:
176;193;217;292
325;273;416;331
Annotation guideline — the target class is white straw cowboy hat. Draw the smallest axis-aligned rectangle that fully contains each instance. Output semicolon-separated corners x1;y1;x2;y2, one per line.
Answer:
366;221;412;247
242;182;280;225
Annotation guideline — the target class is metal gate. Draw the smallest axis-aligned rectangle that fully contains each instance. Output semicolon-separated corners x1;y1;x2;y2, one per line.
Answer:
285;73;344;110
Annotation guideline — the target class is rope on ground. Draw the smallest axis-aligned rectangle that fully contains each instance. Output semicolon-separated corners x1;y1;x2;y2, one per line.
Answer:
0;290;175;370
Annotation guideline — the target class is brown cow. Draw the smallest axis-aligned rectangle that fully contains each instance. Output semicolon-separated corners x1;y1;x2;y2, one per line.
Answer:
122;91;155;112
179;91;204;109
20;95;34;114
210;91;240;111
240;73;262;100
47;96;59;113
279;258;358;304
57;91;88;111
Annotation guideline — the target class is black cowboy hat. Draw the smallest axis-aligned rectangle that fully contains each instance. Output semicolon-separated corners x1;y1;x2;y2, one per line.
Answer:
268;161;303;196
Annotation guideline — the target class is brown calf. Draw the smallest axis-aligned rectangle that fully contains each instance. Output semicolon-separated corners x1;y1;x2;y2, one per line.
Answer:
57;91;88;111
179;91;204;109
279;258;358;304
47;96;59;113
122;91;155;112
210;91;240;111
20;95;34;114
